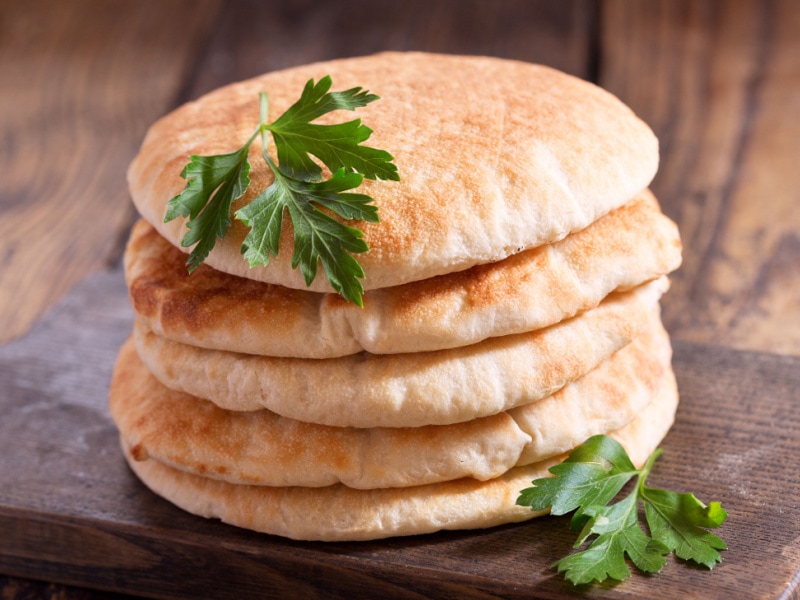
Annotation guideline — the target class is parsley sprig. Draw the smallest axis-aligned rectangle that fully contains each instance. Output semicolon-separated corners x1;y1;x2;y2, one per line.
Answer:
517;435;727;586
164;76;399;306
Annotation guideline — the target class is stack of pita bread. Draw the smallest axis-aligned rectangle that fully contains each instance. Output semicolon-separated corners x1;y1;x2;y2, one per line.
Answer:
111;52;682;541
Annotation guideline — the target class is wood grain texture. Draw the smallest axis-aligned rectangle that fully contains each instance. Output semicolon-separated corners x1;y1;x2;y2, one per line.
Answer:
2;0;799;597
0;575;132;600
0;0;221;345
599;0;800;356
0;270;798;599
181;0;596;108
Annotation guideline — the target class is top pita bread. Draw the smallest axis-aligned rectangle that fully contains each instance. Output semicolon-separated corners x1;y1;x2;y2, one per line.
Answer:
126;190;680;358
128;52;659;292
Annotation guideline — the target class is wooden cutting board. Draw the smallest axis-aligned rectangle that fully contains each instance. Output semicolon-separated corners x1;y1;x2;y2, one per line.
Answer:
0;270;797;599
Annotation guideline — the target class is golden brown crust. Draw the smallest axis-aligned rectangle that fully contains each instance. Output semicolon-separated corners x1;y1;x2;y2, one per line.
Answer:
110;316;669;489
111;338;530;489
120;366;678;541
511;314;671;464
128;52;659;292
134;278;669;427
125;190;680;358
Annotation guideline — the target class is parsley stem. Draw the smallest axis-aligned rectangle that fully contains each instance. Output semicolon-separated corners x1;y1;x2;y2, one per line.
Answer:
258;92;271;159
637;447;663;494
259;91;269;127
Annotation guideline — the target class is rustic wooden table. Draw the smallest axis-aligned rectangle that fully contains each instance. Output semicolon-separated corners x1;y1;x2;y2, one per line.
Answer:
1;1;798;598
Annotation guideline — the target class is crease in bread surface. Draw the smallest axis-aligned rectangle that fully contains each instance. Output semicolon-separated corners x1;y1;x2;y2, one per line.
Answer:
120;365;678;541
133;277;669;428
125;189;680;358
112;311;670;490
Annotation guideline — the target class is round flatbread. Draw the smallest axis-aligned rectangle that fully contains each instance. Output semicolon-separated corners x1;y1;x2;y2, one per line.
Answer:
134;278;668;427
111;316;670;489
128;52;659;292
510;316;671;465
125;190;680;358
121;366;678;541
112;338;529;489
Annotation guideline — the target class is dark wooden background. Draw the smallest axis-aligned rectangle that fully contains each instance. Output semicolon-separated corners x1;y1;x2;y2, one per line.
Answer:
1;0;798;598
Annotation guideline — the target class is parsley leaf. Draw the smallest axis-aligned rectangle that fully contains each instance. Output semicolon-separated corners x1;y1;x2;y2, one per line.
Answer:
641;486;728;568
237;161;377;305
516;435;727;586
517;434;639;529
164;140;254;272
165;76;399;305
267;75;398;182
558;494;670;584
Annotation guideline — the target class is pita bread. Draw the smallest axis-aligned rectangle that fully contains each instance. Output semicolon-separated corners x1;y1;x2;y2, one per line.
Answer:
112;338;530;489
112;317;669;489
125;190;681;358
511;316;671;465
134;277;668;428
128;52;659;292
121;366;678;541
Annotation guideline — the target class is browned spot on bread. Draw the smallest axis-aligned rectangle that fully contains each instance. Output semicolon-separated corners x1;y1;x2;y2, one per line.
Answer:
129;443;148;462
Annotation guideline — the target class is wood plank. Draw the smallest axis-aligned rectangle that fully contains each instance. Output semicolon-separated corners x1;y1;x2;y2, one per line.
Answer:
599;0;800;356
181;0;596;102
3;2;798;597
0;0;220;345
0;575;129;600
0;269;797;599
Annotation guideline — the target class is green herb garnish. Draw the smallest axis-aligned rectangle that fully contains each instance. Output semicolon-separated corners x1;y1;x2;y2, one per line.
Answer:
164;76;399;306
517;435;727;586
